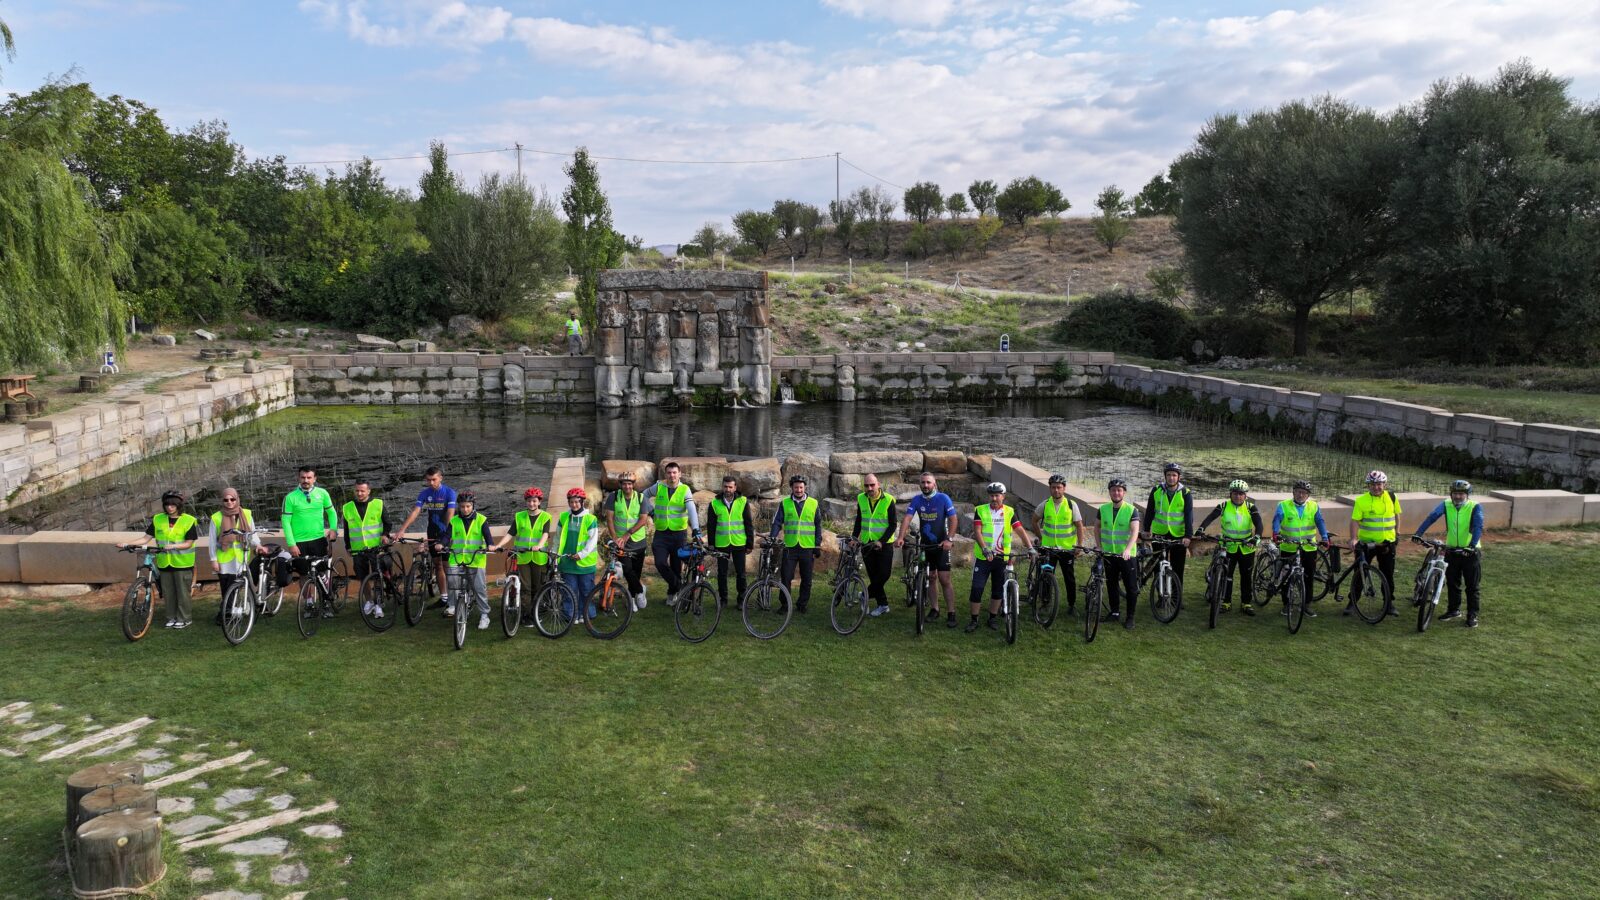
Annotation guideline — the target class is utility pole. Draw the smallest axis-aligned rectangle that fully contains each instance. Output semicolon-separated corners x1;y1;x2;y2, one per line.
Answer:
835;152;840;212
515;143;523;181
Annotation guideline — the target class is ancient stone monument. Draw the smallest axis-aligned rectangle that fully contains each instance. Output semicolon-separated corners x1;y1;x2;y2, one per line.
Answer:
594;270;772;407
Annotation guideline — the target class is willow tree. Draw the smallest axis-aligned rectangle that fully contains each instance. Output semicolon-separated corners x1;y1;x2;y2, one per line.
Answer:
0;80;129;370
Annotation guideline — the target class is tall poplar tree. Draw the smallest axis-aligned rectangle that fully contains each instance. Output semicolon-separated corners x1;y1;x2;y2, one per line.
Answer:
561;148;621;332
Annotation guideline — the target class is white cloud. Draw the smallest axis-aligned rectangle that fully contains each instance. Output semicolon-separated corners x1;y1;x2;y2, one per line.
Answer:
1061;0;1139;24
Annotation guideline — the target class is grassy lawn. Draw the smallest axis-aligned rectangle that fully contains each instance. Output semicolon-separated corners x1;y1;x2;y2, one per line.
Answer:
4;535;1600;897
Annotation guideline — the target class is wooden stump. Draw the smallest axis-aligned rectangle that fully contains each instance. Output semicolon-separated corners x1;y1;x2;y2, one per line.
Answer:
73;810;165;895
80;784;158;828
78;375;102;393
66;762;144;837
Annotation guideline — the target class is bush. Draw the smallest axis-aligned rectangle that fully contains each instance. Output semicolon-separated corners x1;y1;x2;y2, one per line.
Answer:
1055;289;1191;358
1190;312;1291;358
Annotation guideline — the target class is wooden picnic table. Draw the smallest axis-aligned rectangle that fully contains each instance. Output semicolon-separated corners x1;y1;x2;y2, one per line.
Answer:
0;374;37;401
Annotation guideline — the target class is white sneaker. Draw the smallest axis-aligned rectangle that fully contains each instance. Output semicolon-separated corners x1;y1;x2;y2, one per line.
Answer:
362;601;374;616
164;620;176;628
870;605;889;617
477;614;490;630
373;605;384;618
634;592;648;611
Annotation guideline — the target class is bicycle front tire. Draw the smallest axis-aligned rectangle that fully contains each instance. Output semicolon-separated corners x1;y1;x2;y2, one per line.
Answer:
533;579;574;638
674;582;721;643
1003;577;1019;645
1352;562;1390;625
1033;569;1058;628
910;565;926;636
296;580;320;638
452;596;468;650
403;557;434;627
359;574;395;633
742;578;793;640
1286;575;1306;635
1417;568;1443;633
829;573;867;636
121;576;156;642
1151;565;1181;624
584;576;633;640
501;577;522;638
221;581;256;646
1206;564;1223;630
1083;579;1101;643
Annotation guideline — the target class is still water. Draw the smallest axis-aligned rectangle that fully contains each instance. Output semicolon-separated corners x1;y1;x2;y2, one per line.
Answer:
5;399;1485;532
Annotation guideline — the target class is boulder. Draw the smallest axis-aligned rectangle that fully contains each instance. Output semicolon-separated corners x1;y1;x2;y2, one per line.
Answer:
829;473;867;498
273;328;290;338
293;328;310;339
816;529;843;571
820;497;854;527
447;315;483;338
356;334;397;348
949;535;976;568
242;359;259;374
152;334;177;347
193;328;217;341
398;339;437;352
417;324;444;342
829;450;924;475
968;454;993;479
691;489;717;516
728;458;781;496
601;460;656;491
659;456;727;492
203;365;223;382
922;450;967;475
782;453;829;494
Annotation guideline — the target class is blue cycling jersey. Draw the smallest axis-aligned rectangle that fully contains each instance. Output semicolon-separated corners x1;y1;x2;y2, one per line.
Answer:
416;485;458;533
906;492;956;543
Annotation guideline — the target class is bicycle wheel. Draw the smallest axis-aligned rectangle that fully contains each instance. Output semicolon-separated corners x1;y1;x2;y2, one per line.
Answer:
221;581;256;646
1033;569;1059;628
910;566;926;636
259;568;284;617
1309;546;1338;601
1206;564;1222;631
1411;562;1429;607
584;577;633;640
296;580;320;638
1352;563;1390;625
330;558;351;612
1151;565;1181;624
1285;574;1306;634
359;574;392;633
742;578;793;640
403;557;434;627
829;573;868;636
674;581;722;643
453;592;468;650
1003;578;1019;645
1417;568;1443;633
533;579;574;638
1083;579;1101;644
120;576;156;642
501;578;522;638
1253;551;1276;593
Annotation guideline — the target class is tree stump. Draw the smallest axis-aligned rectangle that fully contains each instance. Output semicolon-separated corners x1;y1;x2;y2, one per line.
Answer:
73;810;165;895
66;762;144;837
80;784;158;828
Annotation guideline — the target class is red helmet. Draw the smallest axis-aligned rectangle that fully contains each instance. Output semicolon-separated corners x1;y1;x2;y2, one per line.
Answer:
523;487;545;500
566;487;587;500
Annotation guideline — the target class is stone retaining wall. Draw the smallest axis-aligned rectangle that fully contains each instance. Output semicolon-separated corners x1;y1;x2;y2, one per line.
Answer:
0;367;295;514
770;350;1114;401
289;352;595;405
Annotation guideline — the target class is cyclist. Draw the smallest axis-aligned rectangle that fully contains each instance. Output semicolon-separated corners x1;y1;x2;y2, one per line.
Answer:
1411;479;1484;628
1031;474;1086;617
1142;462;1193;603
555;487;601;623
390;466;456;610
282;466;338;596
1195;479;1263;615
1095;478;1141;629
1348;470;1402;618
118;490;200;629
565;308;584;356
494;487;553;604
602;473;651;611
341;478;391;618
644;461;702;604
852;473;899;618
767;474;820;614
707;476;753;608
1272;479;1329;616
966;482;1035;632
446;491;497;630
207;487;260;625
894;472;960;628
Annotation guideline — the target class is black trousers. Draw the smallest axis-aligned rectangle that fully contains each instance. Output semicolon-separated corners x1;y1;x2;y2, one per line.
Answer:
1156;537;1187;593
1039;549;1078;610
1105;556;1139;616
652;530;689;595
862;543;894;605
1351;540;1397;606
781;547;815;610
279;537;330;581
716;546;748;604
969;558;1007;605
1278;548;1318;603
1225;551;1254;606
620;546;646;596
1446;551;1482;615
352;548;377;581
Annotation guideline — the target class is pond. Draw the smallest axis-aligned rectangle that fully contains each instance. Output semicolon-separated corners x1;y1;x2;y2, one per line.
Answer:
4;399;1489;533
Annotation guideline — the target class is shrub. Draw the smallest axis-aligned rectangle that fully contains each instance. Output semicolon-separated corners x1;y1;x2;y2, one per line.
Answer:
1190;312;1291;358
1055;289;1191;358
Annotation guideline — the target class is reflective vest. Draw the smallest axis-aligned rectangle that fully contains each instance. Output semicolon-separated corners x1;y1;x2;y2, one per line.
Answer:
1277;500;1320;551
611;492;642;543
566;318;583;336
449;513;490;569
857;492;893;543
1219;501;1256;555
1352;491;1400;543
654;483;691;532
1444;501;1479;549
341;499;384;552
713;496;748;548
781;496;819;549
1039;497;1078;550
1099;503;1136;556
556;510;599;572
513;509;552;566
152;513;198;569
210;509;253;567
1149;486;1188;537
974;504;1016;561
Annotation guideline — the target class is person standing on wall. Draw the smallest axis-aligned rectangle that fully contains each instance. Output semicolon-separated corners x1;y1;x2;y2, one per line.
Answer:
565;308;584;356
341;479;391;619
119;490;200;629
602;473;651;611
1096;478;1141;629
768;474;820;614
895;472;960;629
1142;462;1193;604
209;488;260;625
707;476;753;607
1032;474;1086;619
645;461;701;604
853;474;899;618
1349;470;1402;618
390;466;457;612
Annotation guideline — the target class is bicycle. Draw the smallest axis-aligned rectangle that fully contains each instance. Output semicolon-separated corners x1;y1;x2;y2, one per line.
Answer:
498;550;523;638
1024;548;1067;629
674;540;729;643
988;551;1030;646
1410;537;1476;633
829;537;868;636
355;543;405;633
1194;532;1259;630
741;538;793;640
1078;548;1109;644
293;555;348;638
1139;537;1187;624
217;528;281;646
1322;541;1393;625
1257;540;1325;635
899;540;938;636
584;542;635;641
531;556;576;639
399;537;443;627
118;546;161;642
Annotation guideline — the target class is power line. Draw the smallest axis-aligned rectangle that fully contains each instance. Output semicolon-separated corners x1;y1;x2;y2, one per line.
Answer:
838;156;907;191
286;145;834;167
286;146;512;165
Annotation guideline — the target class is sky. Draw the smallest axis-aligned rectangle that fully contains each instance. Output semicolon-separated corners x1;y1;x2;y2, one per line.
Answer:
3;0;1598;244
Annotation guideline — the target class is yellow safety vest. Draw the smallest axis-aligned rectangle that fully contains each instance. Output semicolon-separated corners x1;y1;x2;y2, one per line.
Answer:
1099;504;1135;556
341;499;384;552
1277;500;1320;551
781;496;819;549
611;492;643;543
1149;486;1188;537
210;509;254;567
714;496;748;548
974;504;1016;561
449;513;490;569
1219;501;1256;555
1352;491;1400;543
152;513;198;569
1444;501;1479;549
654;483;690;532
513;509;552;566
1039;497;1078;550
557;510;599;572
566;318;583;336
856;492;893;543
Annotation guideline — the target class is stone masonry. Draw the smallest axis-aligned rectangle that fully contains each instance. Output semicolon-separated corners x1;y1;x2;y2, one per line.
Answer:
772;350;1114;401
290;352;594;405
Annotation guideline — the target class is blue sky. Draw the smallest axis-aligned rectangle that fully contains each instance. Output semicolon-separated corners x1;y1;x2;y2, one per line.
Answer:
4;0;1597;243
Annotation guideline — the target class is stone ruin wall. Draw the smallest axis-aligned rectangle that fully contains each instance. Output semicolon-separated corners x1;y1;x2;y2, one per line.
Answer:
593;271;772;408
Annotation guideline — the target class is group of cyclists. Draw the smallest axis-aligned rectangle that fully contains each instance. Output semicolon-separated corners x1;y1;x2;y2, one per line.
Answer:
116;458;1487;637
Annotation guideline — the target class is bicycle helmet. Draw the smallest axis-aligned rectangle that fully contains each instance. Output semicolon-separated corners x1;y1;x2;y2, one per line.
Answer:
1228;479;1250;493
1365;470;1388;484
161;490;185;508
986;481;1007;495
457;490;477;505
566;487;587;500
789;474;807;485
1450;479;1472;494
523;487;544;500
1292;479;1313;493
1163;462;1183;474
1108;477;1128;490
1048;473;1068;486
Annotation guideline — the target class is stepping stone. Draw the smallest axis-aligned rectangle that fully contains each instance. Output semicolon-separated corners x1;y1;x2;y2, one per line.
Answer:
266;794;294;811
216;788;260;811
11;710;33;724
231;811;249;821
133;747;169;761
170;815;224;837
190;866;214;883
233;860;252;879
271;861;310;886
301;824;343;839
145;762;174;776
219;837;288;856
19;724;64;743
0;748;21;757
266;767;288;778
155;732;179;743
282;894;308;900
86;734;141;757
157;797;195;815
180;752;209;762
196;891;261;900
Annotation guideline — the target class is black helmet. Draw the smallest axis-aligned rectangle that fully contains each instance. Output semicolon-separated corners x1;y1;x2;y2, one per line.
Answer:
1163;462;1183;474
1292;479;1313;493
1048;473;1067;486
457;490;477;505
161;490;185;508
1108;477;1128;490
789;474;807;485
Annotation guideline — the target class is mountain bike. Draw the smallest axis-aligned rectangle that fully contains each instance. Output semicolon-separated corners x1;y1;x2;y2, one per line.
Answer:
216;528;280;646
584;542;635;640
1140;537;1187;624
399;537;442;627
531;556;575;639
899;540;937;636
674;540;729;643
1025;548;1067;628
1260;541;1322;635
741;538;793;640
1409;536;1476;633
988;551;1031;646
829;537;868;636
498;550;523;638
1078;548;1108;644
355;543;405;633
118;546;161;642
1325;541;1392;624
294;555;347;638
1194;532;1258;630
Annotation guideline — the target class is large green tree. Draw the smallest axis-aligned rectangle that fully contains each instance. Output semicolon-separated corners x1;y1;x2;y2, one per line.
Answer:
903;181;943;223
1172;96;1402;355
427;173;562;322
995;175;1062;225
561;147;621;328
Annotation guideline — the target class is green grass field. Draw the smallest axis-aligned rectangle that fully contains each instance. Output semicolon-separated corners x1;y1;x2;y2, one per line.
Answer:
4;536;1599;898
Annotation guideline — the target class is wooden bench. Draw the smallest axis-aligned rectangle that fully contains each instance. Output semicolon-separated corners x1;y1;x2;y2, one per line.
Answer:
0;374;37;401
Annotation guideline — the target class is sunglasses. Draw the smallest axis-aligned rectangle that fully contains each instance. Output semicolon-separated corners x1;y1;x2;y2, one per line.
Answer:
222;497;240;503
